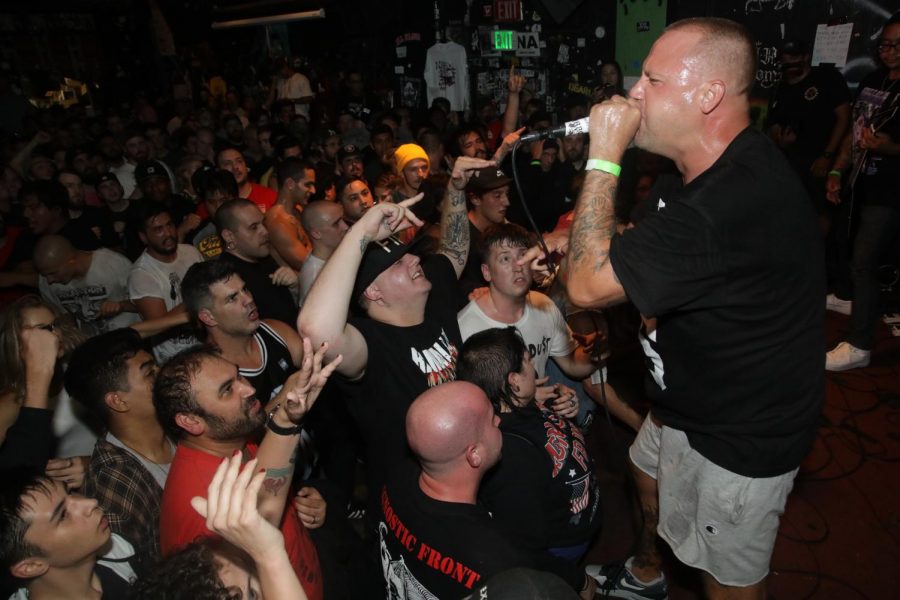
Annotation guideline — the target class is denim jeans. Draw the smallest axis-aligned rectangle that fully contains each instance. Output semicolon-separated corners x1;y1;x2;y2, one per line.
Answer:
846;204;900;350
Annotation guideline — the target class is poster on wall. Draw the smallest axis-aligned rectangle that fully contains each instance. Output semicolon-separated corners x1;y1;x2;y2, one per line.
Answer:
615;0;668;89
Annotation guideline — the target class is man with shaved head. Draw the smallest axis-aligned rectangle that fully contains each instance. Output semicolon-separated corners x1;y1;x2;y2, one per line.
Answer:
527;17;824;600
378;381;595;598
34;234;140;336
297;200;348;305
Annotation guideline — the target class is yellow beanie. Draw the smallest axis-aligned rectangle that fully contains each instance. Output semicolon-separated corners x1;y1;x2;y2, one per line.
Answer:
394;143;430;175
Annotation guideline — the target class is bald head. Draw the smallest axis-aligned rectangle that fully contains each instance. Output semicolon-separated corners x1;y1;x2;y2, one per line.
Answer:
33;235;75;273
666;17;757;95
406;381;500;474
301;201;340;236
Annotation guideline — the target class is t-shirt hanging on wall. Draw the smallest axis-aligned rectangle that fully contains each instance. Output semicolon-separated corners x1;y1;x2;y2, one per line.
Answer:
424;41;470;111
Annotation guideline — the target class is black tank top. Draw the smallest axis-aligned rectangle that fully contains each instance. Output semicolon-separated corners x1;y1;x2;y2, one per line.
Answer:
240;321;294;402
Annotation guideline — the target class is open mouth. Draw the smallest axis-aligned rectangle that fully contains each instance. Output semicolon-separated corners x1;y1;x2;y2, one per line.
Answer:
248;307;259;320
98;516;109;531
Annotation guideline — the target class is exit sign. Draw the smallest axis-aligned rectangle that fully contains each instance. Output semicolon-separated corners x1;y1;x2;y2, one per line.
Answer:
493;30;514;50
494;0;522;22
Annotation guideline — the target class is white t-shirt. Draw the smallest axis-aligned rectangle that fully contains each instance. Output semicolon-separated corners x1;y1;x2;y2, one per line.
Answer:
457;290;575;378
277;72;313;120
39;248;141;337
128;244;202;362
297;254;325;307
423;41;470;112
111;162;137;198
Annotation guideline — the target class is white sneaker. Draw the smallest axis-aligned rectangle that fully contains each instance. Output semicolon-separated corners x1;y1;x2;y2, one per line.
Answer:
826;294;852;315
826;342;870;371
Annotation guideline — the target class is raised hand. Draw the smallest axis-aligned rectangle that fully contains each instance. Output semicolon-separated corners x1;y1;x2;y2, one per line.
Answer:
281;338;343;424
190;454;284;560
357;194;425;242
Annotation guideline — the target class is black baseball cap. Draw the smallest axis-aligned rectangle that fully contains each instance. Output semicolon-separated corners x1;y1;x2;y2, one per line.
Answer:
96;172;120;186
338;144;363;162
466;166;512;194
352;231;430;301
135;160;169;183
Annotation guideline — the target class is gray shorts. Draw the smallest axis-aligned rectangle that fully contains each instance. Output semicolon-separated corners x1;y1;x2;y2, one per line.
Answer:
629;416;797;587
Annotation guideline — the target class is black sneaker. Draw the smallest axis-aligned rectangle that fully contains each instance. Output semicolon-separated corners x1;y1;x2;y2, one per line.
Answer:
587;557;668;600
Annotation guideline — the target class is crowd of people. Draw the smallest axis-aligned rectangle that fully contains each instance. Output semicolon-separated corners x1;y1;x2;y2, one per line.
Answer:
0;10;898;600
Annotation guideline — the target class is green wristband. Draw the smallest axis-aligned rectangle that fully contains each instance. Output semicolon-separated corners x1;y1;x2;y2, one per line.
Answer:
585;159;622;177
530;160;541;166
828;169;842;177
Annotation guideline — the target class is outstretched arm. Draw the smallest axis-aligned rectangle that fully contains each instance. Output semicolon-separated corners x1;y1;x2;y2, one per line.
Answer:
298;197;424;379
255;339;341;524
439;156;497;277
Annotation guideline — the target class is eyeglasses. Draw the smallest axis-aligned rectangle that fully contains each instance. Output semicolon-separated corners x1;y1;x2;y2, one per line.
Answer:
877;40;900;52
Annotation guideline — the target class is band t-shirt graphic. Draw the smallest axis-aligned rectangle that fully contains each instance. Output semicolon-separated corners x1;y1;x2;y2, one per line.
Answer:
378;474;524;600
345;254;463;496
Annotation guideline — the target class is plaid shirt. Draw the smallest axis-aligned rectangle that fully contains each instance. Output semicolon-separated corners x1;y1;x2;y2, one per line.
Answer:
83;438;164;575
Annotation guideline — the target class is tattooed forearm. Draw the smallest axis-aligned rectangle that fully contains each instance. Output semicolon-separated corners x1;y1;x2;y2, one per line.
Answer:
448;187;466;207
569;171;618;275
439;186;470;269
440;213;469;265
359;235;371;255
262;466;293;495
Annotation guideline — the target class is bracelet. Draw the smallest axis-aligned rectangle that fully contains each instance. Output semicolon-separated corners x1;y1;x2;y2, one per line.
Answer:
827;169;842;177
265;403;302;436
585;158;621;177
530;159;541;166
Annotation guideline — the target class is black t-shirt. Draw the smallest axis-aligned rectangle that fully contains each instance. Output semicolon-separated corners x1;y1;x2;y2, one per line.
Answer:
609;127;825;477
7;218;106;267
101;203;144;260
218;252;297;325
345;254;462;493
481;404;602;550
767;66;851;160
69;206;120;248
378;471;527;599
852;69;900;207
457;219;485;305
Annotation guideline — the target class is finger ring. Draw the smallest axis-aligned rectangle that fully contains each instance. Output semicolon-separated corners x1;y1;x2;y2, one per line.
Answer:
570;400;575;408
68;458;73;468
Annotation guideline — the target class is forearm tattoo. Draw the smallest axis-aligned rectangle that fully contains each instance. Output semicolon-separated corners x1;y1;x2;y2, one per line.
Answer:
569;171;618;275
262;466;292;495
359;234;371;255
440;188;469;265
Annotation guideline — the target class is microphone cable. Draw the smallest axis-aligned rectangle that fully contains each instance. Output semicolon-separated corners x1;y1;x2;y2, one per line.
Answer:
509;138;557;278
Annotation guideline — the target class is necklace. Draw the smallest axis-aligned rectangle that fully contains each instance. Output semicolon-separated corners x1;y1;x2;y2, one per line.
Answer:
112;434;174;480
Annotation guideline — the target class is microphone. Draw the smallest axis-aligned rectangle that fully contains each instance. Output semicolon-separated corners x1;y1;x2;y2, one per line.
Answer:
520;117;590;143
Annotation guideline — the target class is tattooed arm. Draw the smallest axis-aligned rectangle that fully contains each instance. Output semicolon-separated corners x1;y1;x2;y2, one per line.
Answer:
565;98;641;308
255;339;341;524
297;197;423;379
440;156;499;277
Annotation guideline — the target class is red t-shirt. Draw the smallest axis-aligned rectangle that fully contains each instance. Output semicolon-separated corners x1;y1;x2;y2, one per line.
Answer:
160;443;323;600
245;182;277;213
